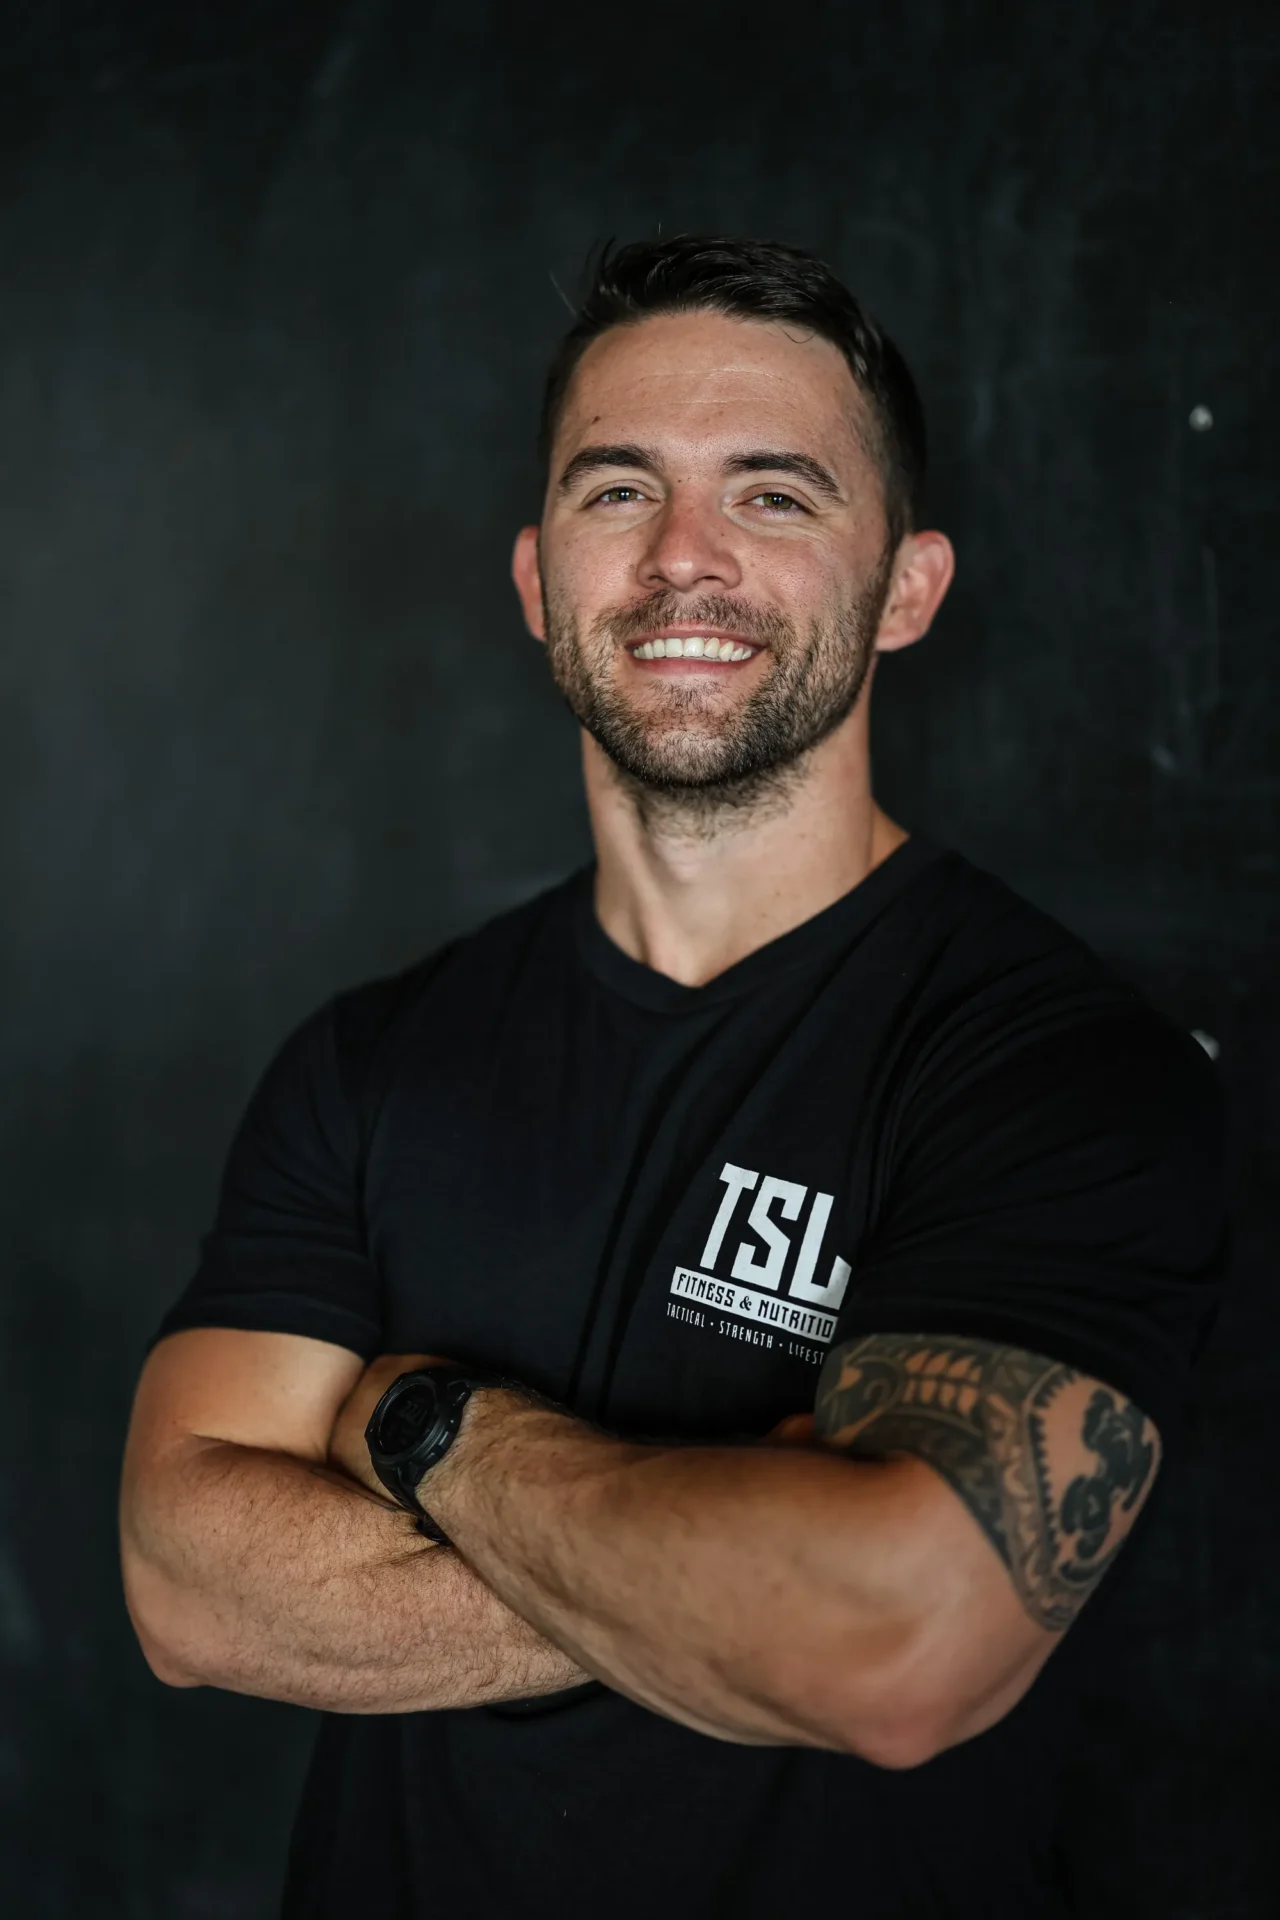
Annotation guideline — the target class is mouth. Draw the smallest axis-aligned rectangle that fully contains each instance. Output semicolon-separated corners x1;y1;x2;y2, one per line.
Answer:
625;631;761;665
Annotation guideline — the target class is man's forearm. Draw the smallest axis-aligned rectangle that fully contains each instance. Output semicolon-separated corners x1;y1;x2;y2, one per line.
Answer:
122;1437;587;1712
421;1392;927;1755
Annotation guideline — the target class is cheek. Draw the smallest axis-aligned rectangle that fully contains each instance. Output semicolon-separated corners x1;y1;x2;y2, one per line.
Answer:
753;546;850;623
544;529;646;630
575;521;646;577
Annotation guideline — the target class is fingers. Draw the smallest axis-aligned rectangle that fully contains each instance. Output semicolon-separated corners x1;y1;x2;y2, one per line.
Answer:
763;1413;817;1448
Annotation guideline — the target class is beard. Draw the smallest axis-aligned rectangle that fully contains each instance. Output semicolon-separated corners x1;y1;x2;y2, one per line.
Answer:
541;551;895;826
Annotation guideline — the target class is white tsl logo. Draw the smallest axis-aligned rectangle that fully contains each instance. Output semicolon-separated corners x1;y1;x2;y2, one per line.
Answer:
668;1161;851;1350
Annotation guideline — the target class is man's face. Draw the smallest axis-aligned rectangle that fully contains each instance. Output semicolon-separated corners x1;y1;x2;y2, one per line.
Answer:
528;310;898;799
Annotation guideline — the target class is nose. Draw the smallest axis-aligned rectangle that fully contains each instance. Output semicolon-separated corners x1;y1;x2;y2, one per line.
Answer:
637;486;743;595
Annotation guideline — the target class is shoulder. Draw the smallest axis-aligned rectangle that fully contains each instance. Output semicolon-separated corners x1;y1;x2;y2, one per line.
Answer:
902;847;1122;998
848;858;1227;1445
875;851;1226;1276
892;848;1214;1108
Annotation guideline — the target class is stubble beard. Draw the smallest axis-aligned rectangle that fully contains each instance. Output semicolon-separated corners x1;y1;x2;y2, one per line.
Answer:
542;554;895;835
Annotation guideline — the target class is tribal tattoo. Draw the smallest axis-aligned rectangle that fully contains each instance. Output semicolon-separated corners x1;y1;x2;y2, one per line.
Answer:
814;1332;1161;1632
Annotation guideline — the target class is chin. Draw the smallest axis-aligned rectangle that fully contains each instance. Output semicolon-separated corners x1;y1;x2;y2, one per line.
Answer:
615;731;741;788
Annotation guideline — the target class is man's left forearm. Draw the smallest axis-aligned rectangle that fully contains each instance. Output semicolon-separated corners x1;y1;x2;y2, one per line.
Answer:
419;1388;934;1755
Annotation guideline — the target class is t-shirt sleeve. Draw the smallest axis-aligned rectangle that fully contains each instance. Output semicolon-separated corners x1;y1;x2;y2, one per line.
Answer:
152;997;382;1359
836;1010;1228;1444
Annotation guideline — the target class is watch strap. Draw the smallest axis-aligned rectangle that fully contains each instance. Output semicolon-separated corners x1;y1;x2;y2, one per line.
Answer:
366;1364;506;1542
413;1507;453;1546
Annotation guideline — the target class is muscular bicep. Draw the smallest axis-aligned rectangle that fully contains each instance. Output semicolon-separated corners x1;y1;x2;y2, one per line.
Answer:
119;1329;376;1684
125;1326;368;1476
814;1331;1162;1636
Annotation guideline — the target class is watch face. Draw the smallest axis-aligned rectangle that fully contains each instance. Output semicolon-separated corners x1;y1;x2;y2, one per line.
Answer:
375;1375;441;1460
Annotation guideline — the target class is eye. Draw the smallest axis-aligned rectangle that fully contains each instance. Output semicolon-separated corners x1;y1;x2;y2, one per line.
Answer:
590;484;649;506
748;491;806;514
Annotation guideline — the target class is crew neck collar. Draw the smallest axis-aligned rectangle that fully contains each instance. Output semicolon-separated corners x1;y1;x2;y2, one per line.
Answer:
573;834;944;1013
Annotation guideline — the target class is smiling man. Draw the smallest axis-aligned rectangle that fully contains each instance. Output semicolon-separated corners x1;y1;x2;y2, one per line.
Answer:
120;237;1226;1919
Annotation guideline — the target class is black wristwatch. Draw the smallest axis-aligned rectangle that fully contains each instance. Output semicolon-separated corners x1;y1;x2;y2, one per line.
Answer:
364;1364;504;1545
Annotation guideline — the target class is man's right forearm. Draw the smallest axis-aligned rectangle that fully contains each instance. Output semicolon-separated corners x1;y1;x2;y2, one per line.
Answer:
121;1438;588;1712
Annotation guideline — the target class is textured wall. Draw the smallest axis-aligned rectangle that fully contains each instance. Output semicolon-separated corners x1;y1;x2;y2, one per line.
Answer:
1;2;1276;1912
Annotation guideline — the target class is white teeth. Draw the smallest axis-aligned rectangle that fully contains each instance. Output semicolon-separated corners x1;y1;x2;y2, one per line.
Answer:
632;636;757;663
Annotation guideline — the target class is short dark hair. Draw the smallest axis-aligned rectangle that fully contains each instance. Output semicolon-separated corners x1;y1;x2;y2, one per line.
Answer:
539;234;927;547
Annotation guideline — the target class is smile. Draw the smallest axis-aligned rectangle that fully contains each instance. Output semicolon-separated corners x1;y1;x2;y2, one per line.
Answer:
628;636;759;662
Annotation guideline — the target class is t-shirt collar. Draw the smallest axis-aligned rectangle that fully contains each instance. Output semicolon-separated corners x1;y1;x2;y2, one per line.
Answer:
573;833;943;1012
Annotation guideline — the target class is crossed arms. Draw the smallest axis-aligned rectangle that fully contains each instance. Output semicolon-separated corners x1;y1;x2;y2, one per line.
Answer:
120;1323;1160;1768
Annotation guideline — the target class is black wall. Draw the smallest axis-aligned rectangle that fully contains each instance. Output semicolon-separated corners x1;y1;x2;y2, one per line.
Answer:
2;3;1277;1913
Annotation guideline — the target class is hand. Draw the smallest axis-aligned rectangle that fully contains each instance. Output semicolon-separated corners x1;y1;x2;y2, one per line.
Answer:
763;1412;817;1448
327;1352;451;1497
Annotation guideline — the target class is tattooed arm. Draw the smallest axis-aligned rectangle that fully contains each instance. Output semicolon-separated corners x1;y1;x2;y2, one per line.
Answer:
813;1331;1161;1693
322;1333;1159;1764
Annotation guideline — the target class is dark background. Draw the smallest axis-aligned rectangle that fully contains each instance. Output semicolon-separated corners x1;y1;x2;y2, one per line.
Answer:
2;1;1277;1913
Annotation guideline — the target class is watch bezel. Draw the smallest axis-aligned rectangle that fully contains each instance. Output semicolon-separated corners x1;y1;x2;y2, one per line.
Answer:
365;1369;457;1473
364;1365;503;1535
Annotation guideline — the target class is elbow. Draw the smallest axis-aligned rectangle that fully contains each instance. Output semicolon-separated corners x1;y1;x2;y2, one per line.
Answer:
770;1628;948;1769
817;1678;952;1770
120;1548;208;1691
823;1667;1041;1773
136;1627;204;1691
791;1626;1023;1772
837;1710;952;1772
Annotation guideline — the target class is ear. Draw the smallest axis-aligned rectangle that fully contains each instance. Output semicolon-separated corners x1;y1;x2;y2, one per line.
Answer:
874;530;955;654
511;526;546;641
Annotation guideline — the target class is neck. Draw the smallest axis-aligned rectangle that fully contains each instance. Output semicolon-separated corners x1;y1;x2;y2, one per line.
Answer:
585;700;906;987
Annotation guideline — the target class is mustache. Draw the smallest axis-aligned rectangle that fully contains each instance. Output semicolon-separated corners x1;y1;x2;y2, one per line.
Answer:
593;591;796;650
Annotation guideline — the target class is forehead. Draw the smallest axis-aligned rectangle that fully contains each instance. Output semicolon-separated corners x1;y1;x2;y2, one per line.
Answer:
555;310;873;471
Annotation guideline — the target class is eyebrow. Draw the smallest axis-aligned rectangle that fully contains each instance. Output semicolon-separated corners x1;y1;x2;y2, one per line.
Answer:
557;444;662;493
556;442;845;503
722;449;844;502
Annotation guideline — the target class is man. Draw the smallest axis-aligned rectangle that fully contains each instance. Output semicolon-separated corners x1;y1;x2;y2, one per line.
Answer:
120;235;1225;1918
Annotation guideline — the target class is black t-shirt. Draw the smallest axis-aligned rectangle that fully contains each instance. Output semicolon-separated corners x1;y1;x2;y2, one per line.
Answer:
156;838;1226;1919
